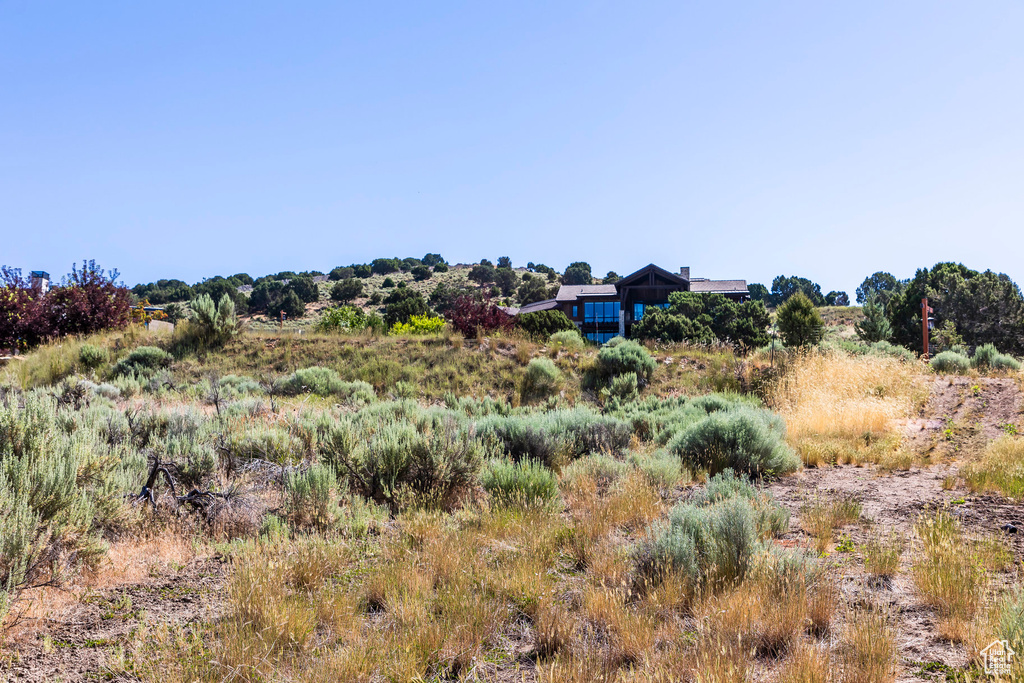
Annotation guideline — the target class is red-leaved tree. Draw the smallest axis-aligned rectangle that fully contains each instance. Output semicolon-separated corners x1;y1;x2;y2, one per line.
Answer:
444;295;514;337
0;261;132;350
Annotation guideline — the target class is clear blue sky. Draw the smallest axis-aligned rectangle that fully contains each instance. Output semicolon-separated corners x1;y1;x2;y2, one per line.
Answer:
3;2;1024;296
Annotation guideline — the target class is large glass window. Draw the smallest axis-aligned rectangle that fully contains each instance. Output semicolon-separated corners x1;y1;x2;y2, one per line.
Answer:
633;301;669;321
583;301;620;323
585;331;617;344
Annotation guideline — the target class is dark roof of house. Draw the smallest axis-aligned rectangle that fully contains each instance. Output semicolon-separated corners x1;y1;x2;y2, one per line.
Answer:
30;271;49;279
515;299;561;315
555;284;617;302
689;279;749;294
615;263;688;290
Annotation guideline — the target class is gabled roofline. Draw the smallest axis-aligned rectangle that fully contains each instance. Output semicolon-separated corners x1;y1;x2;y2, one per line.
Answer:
614;263;688;292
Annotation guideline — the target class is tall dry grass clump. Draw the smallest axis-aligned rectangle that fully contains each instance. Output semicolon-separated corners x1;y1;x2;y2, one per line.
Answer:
769;351;917;466
912;510;985;642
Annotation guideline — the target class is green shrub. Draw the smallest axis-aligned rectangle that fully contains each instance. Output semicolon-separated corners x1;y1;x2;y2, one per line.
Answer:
516;310;576;339
285;464;338;530
628;450;686;491
315;305;385;334
217;374;263;399
390;314;445;336
595;339;656;387
78;344;109;370
605;372;639;402
635;470;789;589
274;367;375;403
668;407;799;477
330;278;364;303
973;343;1021;372
549;329;585;351
522;358;561;399
777;292;824;347
476;408;632;468
972;343;1000;370
930;350;970;374
111;346;172;378
481;459;560;509
319;417;481;512
868;341;915;363
186;293;239;347
992;354;1022;372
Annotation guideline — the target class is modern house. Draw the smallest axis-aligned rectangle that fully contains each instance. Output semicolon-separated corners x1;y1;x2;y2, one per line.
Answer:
30;271;50;295
513;264;750;343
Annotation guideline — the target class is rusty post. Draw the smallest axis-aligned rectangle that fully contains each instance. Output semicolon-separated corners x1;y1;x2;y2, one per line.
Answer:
921;297;929;360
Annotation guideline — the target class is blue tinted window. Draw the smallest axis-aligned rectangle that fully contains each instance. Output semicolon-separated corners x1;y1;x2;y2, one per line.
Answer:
583;301;620;323
572;305;578;318
585;331;617;344
633;301;669;321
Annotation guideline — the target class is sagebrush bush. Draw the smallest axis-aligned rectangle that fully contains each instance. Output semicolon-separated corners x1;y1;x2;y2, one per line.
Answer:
274;367;375;404
286;464;338;530
635;470;791;590
549;329;585;351
522;358;561;399
595;339;656;387
929;351;970;374
669;407;799;477
560;453;627;492
628;450;686;491
182;293;238;349
605;372;639;402
991;354;1022;372
111;345;172;378
217;374;263;399
971;343;1000;370
972;343;1022;372
319;416;481;511
481;459;560;509
476;408;631;468
78;343;109;369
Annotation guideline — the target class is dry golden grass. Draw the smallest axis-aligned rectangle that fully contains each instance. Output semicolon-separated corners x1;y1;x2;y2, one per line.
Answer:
780;644;834;683
962;436;1024;500
862;531;904;580
801;496;862;553
839;608;898;683
912;510;985;642
770;351;919;466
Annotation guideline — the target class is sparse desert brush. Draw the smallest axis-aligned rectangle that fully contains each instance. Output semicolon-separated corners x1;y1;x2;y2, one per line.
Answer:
962;436;1024;499
770;350;915;445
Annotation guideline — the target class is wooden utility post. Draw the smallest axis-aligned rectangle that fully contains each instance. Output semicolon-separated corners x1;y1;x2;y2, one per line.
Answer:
921;298;930;360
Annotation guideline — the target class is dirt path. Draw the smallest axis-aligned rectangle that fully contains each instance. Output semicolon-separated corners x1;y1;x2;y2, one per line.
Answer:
2;555;226;682
769;375;1024;681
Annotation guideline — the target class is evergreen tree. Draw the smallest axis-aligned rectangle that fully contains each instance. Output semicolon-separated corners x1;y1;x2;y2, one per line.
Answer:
776;292;824;347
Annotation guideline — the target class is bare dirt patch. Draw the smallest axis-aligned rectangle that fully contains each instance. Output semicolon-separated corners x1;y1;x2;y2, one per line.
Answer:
2;555;226;682
770;374;1024;680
